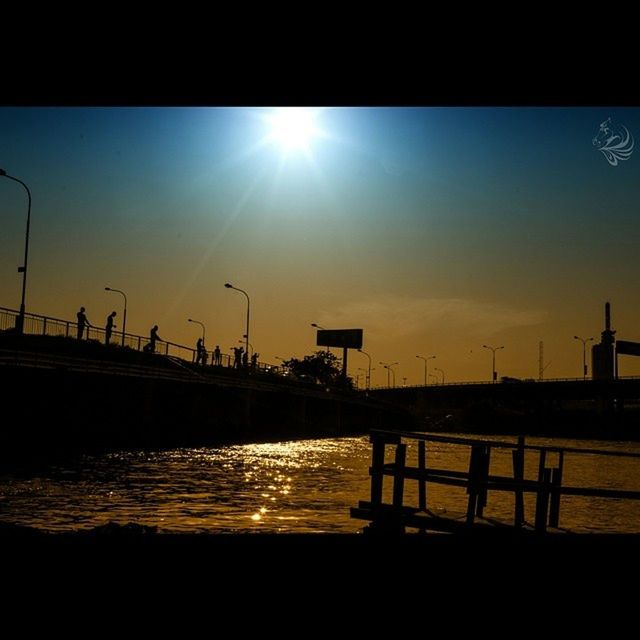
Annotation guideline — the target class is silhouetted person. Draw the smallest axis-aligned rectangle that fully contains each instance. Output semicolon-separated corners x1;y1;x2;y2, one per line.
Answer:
105;311;117;345
213;345;222;366
196;337;205;365
242;351;249;368
144;324;163;353
76;306;92;340
233;346;243;369
251;352;259;369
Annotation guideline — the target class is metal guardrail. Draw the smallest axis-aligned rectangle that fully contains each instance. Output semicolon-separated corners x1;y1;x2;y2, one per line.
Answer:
368;375;640;391
0;306;277;373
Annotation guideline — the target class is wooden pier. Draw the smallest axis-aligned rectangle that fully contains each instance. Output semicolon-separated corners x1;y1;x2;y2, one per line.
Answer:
351;430;640;534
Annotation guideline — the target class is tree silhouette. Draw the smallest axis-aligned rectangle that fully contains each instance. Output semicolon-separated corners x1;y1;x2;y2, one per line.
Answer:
283;350;353;389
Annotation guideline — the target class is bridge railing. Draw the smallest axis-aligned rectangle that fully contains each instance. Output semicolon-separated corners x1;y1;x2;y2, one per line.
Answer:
0;306;274;373
369;375;640;390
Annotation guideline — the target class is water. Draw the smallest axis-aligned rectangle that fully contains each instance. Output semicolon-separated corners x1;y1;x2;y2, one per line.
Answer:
1;434;640;534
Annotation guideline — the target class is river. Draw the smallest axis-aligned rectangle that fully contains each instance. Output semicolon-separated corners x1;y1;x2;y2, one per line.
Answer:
1;434;640;533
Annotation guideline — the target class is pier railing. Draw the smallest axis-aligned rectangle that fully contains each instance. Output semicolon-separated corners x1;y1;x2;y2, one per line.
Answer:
351;430;640;534
0;306;277;373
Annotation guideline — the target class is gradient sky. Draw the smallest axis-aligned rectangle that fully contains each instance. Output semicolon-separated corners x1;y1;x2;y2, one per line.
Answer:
1;107;639;385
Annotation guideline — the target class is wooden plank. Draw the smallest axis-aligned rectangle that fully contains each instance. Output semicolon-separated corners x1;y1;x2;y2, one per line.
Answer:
393;443;407;510
370;437;386;507
369;429;640;459
466;445;482;525
549;451;564;528
418;440;427;511
476;445;491;517
535;468;552;533
513;435;525;527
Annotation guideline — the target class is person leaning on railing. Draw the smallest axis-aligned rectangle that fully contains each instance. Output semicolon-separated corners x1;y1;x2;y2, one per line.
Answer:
143;325;163;353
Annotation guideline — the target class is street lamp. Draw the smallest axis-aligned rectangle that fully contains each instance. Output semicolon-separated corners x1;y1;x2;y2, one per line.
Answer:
380;361;399;388
416;354;436;386
574;336;594;380
388;362;399;388
358;348;372;390
188;318;206;343
239;338;254;355
225;283;250;362
434;367;445;384
105;287;128;346
1;169;32;334
483;344;504;383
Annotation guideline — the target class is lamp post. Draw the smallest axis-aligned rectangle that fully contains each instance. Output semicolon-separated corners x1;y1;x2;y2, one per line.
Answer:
188;318;206;344
225;283;250;362
1;169;32;334
483;344;504;383
416;354;436;386
358;348;372;390
388;362;399;388
434;367;445;384
105;287;127;346
239;338;254;355
574;335;594;380
380;361;399;388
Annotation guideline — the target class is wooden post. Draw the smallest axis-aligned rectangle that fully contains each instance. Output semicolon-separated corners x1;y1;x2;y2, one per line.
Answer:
476;445;491;517
512;436;525;527
393;443;407;510
549;451;564;528
418;440;427;511
370;437;386;508
466;445;481;525
535;467;552;533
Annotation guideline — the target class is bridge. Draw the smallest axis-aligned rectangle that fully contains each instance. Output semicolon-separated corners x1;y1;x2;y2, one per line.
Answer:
368;377;640;436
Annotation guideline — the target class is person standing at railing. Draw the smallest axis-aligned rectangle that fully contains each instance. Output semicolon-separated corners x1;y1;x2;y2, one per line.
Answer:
213;345;222;366
105;311;117;345
76;306;93;340
143;324;163;353
196;337;205;365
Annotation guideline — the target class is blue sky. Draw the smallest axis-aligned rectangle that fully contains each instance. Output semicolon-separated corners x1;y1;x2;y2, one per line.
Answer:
1;107;639;383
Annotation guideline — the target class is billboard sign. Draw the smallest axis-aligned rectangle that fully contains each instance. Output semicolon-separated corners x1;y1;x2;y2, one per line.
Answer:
316;329;363;349
617;340;640;357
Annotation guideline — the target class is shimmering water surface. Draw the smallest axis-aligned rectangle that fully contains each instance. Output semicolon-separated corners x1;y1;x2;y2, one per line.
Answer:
2;434;640;533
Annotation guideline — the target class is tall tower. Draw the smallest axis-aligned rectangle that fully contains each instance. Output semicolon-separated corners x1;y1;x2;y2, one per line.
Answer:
592;302;616;380
538;341;544;381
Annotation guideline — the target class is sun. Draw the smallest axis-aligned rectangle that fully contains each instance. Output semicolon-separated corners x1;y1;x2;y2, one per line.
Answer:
265;107;320;153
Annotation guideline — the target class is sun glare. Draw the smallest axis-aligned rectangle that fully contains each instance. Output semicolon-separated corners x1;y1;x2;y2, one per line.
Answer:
266;108;319;152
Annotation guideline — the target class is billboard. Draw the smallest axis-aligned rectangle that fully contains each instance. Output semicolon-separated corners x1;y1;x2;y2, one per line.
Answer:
316;329;363;349
617;340;640;357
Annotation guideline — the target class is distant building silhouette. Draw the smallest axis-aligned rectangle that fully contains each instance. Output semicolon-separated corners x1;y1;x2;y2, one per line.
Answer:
592;302;616;380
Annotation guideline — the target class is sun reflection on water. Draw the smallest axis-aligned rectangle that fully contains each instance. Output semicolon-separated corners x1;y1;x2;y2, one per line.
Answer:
2;435;640;534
